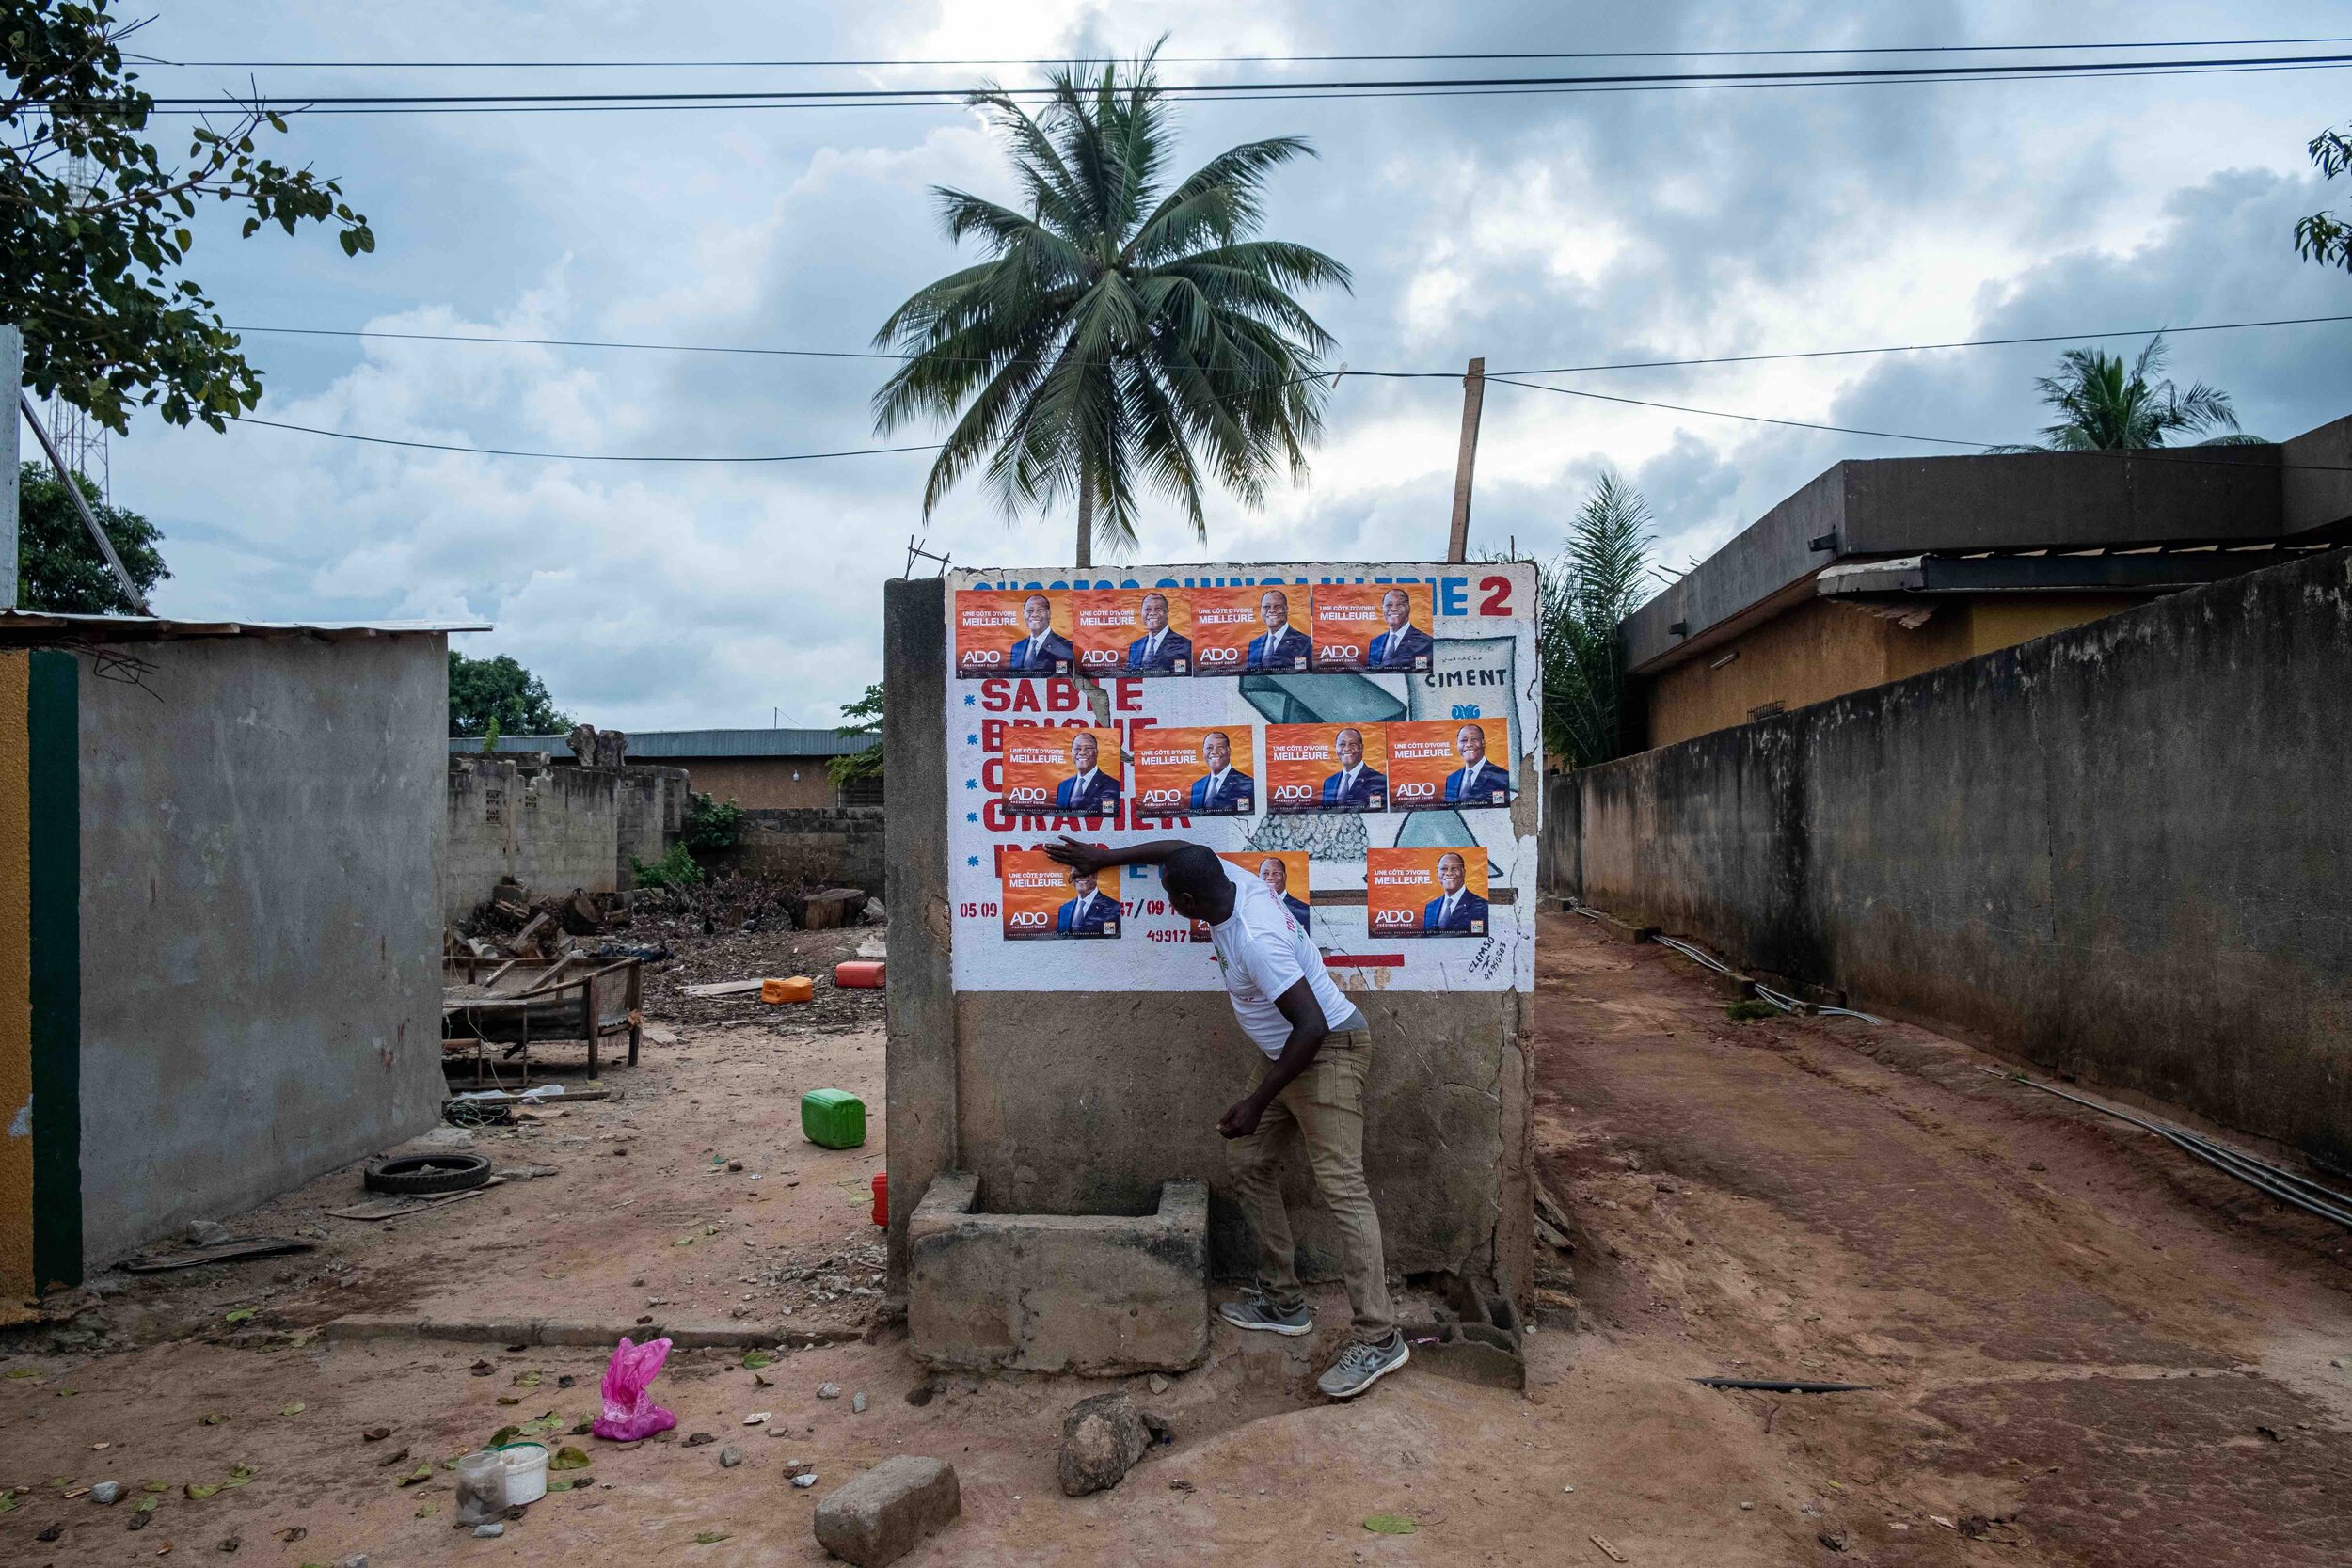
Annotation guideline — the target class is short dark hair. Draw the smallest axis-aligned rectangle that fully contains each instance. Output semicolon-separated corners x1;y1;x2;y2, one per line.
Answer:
1162;845;1225;903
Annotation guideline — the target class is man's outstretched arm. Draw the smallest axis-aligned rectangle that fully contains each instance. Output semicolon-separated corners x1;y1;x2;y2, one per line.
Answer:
1043;836;1194;876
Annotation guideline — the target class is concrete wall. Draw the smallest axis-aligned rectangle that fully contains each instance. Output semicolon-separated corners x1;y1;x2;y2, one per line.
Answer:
1552;547;2352;1165
882;578;1534;1306
444;755;688;922
674;756;844;810
712;807;885;891
74;636;449;1265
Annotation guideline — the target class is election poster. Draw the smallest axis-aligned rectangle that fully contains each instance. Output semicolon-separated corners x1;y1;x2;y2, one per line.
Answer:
1132;725;1256;818
999;725;1124;817
999;849;1121;941
1266;723;1389;815
1387;716;1514;810
1071;587;1196;678
945;560;1539;995
1366;847;1490;939
1311;581;1434;674
955;588;1073;679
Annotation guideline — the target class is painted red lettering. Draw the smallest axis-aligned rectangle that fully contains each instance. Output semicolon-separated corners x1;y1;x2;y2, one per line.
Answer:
1478;575;1512;616
1009;682;1041;713
980;678;1012;713
1115;677;1144;712
1045;680;1080;713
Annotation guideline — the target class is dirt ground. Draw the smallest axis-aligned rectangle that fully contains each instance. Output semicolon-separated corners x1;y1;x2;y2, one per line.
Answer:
4;911;2348;1565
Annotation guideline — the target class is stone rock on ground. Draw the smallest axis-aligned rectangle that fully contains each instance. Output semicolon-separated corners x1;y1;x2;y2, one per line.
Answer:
1057;1391;1151;1497
812;1456;959;1566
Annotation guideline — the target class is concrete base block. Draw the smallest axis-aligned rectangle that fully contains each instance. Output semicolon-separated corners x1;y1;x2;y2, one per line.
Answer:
908;1172;1209;1375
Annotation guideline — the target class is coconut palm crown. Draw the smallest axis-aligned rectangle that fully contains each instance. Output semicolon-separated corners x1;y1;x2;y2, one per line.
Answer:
1995;333;2263;451
871;53;1351;565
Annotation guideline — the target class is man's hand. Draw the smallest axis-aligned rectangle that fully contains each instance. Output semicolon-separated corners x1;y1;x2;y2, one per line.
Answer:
1043;836;1109;876
1217;1094;1265;1140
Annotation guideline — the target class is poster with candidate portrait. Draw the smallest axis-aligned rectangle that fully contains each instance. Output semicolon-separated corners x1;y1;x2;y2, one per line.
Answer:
955;589;1073;679
998;725;1124;817
945;560;1538;995
1131;725;1256;818
1311;581;1434;674
999;849;1122;941
1387;716;1514;810
1366;847;1489;939
1071;588;1196;678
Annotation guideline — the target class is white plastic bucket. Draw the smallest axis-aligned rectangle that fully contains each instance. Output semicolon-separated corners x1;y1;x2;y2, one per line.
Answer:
497;1442;548;1505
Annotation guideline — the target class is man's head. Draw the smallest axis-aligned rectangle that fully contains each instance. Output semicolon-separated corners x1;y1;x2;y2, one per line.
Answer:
1071;868;1097;898
1259;589;1290;632
1381;588;1412;630
1335;727;1364;768
1140;593;1169;633
1162;845;1233;924
1456;722;1488;767
1438;851;1467;894
1257;857;1288;895
1201;730;1231;771
1022;594;1053;635
1070;731;1098;772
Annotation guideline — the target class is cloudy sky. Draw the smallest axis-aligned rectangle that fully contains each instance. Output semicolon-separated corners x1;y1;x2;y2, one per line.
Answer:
88;2;2352;729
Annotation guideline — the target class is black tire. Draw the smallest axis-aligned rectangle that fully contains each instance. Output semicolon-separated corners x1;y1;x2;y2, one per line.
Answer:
364;1153;493;1196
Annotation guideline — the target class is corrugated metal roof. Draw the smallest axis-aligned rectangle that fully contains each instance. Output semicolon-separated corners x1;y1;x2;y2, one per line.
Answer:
1;610;489;645
449;727;860;759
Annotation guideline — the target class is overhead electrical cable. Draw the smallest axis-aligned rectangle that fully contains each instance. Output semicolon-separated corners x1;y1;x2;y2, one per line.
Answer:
230;418;942;463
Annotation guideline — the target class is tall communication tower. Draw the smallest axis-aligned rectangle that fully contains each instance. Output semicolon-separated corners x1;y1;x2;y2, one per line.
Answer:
43;148;109;504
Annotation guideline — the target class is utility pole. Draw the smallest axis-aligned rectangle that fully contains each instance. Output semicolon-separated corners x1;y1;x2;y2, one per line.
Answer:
2;325;19;609
19;390;147;614
1446;356;1486;563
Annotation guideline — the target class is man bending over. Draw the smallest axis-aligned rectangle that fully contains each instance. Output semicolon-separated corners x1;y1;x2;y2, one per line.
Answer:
1044;835;1407;1400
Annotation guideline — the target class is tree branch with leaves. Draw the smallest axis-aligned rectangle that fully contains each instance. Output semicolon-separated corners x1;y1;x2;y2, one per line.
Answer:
2296;121;2351;273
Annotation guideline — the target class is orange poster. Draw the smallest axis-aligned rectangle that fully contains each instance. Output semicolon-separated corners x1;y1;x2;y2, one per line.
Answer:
955;589;1074;679
1366;847;1490;940
999;725;1124;816
1188;583;1311;675
1130;725;1257;818
1386;716;1514;810
1311;581;1434;673
1265;723;1389;815
1070;588;1196;677
1000;849;1122;941
1187;850;1311;942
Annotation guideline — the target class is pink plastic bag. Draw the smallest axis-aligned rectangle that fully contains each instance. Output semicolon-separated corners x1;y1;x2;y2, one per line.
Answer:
591;1335;676;1441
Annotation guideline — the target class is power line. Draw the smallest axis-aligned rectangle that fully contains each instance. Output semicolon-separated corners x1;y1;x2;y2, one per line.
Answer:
233;417;942;463
103;50;2352;112
226;312;2352;378
119;36;2352;69
1482;374;1983;447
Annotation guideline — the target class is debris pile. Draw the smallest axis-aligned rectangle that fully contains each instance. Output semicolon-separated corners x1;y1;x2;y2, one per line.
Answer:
450;879;654;962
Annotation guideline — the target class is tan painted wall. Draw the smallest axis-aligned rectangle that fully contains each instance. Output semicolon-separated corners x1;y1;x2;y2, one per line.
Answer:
668;757;841;810
0;653;31;1307
1644;594;2144;748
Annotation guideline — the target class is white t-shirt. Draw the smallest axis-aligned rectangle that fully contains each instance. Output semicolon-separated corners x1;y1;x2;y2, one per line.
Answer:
1208;860;1365;1058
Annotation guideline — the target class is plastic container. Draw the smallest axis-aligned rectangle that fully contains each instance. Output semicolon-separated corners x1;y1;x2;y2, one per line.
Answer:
497;1442;548;1506
762;976;815;1005
834;959;885;990
870;1172;888;1227
801;1088;866;1149
453;1450;507;1526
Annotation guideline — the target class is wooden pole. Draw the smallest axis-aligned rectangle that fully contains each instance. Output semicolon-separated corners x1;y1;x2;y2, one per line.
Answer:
2;325;18;609
17;390;146;614
1446;356;1486;562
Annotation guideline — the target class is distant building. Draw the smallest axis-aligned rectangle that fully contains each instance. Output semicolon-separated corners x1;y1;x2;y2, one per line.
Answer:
454;727;880;808
1619;413;2352;750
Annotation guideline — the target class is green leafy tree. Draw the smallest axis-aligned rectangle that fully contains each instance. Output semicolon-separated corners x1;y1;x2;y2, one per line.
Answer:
827;682;883;788
14;459;166;610
1537;473;1656;769
871;47;1350;565
680;791;744;857
1994;335;2262;451
447;652;569;738
2295;120;2351;273
4;0;373;433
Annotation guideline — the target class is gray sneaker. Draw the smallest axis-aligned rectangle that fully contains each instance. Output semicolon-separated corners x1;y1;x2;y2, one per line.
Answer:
1317;1332;1409;1400
1217;1293;1313;1337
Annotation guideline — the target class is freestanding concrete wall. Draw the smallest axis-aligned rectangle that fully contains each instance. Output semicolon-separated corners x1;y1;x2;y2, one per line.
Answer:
882;577;1533;1307
1551;546;2352;1164
73;635;449;1267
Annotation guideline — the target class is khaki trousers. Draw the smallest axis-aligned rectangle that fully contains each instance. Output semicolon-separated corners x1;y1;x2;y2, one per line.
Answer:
1226;1027;1397;1342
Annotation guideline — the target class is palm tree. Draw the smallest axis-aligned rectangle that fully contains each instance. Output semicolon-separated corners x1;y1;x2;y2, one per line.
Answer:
1537;473;1656;768
1995;334;2263;451
871;51;1351;566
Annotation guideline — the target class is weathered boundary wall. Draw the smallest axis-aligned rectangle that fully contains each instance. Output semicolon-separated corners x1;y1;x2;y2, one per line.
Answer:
882;577;1533;1305
443;754;687;923
1549;547;2352;1164
712;806;885;891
